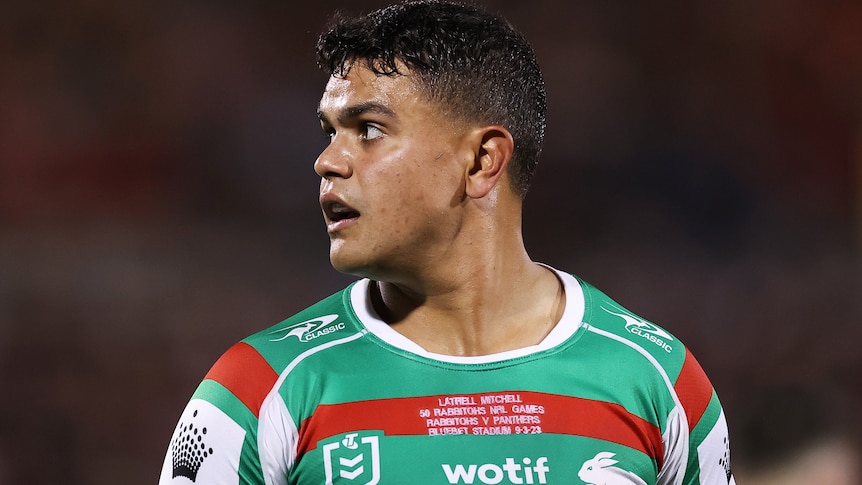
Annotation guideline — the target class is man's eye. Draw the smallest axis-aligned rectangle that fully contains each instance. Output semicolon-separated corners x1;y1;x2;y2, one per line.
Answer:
321;127;335;142
364;124;383;140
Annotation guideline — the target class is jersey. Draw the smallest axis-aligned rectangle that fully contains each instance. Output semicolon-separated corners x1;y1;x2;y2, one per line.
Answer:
159;269;735;484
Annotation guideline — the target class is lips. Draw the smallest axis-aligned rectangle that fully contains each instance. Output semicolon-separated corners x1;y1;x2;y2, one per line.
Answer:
320;194;360;231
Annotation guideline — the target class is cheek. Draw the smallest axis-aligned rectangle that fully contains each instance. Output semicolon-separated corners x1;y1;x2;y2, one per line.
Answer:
370;184;432;238
364;148;461;225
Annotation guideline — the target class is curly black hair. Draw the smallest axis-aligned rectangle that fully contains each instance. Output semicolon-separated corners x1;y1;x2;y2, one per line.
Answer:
316;0;546;198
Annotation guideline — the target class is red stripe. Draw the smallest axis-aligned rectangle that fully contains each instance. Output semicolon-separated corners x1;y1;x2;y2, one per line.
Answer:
204;342;278;418
673;350;714;432
297;391;662;461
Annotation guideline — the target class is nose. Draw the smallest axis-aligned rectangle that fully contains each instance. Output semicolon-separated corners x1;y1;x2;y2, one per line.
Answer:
314;139;353;179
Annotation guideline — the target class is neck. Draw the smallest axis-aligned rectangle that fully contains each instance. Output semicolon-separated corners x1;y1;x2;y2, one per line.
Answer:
371;230;565;356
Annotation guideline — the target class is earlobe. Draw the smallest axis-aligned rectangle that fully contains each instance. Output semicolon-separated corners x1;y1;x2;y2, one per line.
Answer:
465;126;514;199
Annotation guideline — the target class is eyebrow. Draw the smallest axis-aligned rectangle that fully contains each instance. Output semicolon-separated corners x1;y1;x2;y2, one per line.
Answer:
317;101;398;126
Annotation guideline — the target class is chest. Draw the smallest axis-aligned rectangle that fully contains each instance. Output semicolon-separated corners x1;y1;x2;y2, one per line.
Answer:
279;350;667;484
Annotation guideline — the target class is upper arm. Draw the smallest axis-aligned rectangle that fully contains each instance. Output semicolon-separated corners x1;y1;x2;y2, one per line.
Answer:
159;342;281;484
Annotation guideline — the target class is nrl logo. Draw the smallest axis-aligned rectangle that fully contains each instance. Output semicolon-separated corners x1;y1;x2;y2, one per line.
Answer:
268;314;345;343
322;433;381;485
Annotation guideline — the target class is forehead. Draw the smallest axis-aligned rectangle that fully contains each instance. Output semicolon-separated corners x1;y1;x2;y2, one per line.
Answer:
318;64;422;117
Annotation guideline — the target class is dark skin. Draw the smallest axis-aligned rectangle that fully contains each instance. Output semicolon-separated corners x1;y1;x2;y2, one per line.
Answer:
315;62;564;356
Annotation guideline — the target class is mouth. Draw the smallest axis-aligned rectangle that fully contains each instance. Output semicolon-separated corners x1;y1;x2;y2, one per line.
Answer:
321;196;360;230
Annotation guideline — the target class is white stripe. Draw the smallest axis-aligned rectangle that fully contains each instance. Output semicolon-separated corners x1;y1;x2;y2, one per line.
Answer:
259;330;367;485
584;324;689;485
274;331;367;391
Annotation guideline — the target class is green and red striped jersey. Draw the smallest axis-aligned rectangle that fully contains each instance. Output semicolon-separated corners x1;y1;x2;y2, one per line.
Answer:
159;269;734;484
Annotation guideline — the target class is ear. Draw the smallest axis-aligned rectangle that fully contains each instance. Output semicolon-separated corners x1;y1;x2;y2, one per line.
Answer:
464;126;515;199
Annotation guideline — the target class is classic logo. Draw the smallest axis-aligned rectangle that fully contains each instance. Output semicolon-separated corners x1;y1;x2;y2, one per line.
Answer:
268;314;345;343
602;306;674;353
578;452;646;485
322;433;381;485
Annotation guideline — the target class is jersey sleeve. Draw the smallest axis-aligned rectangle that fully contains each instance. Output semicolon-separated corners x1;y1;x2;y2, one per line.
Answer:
158;342;280;485
670;349;735;485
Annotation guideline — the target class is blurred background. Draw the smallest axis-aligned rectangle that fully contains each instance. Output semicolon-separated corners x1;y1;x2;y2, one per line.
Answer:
1;0;860;483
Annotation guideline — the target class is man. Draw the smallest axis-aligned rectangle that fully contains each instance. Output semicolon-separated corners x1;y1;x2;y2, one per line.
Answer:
159;1;735;484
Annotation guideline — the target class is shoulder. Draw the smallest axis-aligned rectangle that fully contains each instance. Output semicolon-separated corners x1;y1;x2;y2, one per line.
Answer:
573;275;720;430
570;275;716;407
243;284;363;368
200;283;363;417
575;277;685;368
159;284;369;483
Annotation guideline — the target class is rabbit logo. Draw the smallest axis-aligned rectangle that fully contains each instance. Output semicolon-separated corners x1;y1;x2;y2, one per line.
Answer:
577;452;646;485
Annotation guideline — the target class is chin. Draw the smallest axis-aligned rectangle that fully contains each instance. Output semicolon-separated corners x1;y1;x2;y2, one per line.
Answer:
328;239;405;281
329;249;375;279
